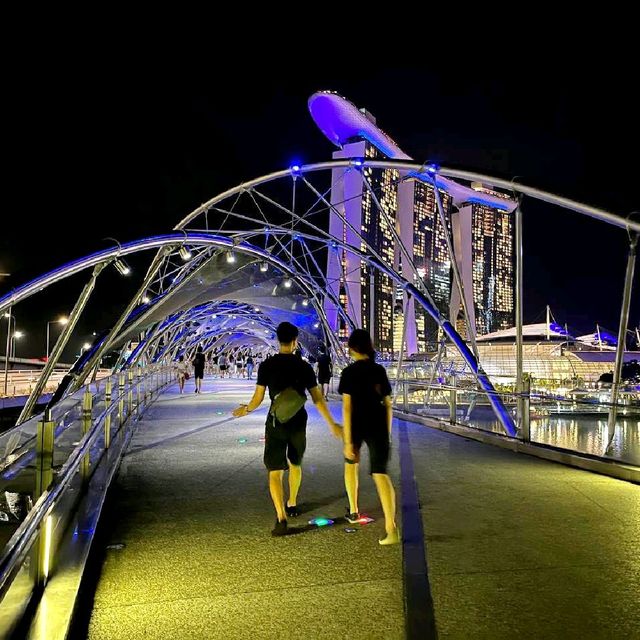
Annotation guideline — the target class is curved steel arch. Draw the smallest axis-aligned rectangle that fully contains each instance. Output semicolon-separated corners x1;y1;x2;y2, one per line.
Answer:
173;160;639;233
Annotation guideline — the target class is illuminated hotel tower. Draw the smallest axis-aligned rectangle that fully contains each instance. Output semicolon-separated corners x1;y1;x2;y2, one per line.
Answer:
310;91;517;353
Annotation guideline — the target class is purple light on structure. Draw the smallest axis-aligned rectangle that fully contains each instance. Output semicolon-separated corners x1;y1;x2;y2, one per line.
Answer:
308;91;411;160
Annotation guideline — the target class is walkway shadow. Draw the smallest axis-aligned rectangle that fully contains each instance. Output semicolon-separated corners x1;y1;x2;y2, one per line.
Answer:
125;416;236;456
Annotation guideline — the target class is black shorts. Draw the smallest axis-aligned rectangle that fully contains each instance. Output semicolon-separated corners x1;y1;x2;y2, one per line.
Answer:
194;368;204;380
318;375;331;385
263;418;307;471
345;429;390;474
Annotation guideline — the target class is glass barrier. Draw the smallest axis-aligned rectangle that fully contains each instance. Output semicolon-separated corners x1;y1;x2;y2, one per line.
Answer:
391;370;640;467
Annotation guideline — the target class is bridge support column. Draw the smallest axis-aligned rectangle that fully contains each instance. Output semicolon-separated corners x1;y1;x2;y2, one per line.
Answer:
606;233;637;453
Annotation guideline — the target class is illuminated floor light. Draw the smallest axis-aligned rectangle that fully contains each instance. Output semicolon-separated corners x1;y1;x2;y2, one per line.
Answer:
308;517;334;527
238;438;248;444
216;411;223;415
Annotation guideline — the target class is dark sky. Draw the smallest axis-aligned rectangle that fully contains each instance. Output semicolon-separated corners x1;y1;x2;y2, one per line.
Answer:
1;54;638;359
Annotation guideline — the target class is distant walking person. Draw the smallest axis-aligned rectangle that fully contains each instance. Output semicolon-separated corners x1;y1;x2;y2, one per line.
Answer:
233;322;341;536
192;346;205;393
246;353;255;379
174;355;189;394
340;329;398;545
316;346;333;400
219;353;228;378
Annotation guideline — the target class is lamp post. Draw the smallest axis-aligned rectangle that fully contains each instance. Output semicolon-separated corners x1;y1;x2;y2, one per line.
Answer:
3;310;15;395
46;317;69;359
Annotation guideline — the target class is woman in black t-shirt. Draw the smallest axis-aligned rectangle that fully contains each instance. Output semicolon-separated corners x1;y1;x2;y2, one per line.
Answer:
339;329;398;545
192;346;206;393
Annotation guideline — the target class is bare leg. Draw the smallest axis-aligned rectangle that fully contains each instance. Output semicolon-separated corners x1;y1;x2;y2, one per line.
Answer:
344;462;359;514
372;473;398;542
268;470;286;521
287;463;302;507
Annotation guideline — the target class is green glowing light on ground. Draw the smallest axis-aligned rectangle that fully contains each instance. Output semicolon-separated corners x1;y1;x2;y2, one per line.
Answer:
309;517;334;527
238;438;247;443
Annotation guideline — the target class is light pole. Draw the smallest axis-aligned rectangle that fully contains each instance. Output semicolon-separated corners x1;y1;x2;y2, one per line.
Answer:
46;317;69;359
3;310;14;395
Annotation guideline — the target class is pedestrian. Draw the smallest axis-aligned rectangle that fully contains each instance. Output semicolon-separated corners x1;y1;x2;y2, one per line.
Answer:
174;355;189;394
236;352;245;378
317;346;333;400
233;322;341;536
340;329;398;545
219;352;228;378
192;346;205;393
246;353;255;379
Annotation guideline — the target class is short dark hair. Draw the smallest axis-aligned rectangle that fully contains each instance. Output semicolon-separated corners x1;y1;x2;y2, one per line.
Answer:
276;321;299;344
197;346;203;353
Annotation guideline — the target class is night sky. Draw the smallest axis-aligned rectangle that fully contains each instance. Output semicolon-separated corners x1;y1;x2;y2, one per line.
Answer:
1;56;638;360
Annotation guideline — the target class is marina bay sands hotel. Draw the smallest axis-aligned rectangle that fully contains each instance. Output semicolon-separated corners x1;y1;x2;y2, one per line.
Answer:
308;91;518;355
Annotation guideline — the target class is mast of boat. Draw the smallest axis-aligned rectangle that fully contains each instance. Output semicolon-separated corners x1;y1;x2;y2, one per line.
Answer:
636;327;640;349
596;323;603;351
546;305;551;340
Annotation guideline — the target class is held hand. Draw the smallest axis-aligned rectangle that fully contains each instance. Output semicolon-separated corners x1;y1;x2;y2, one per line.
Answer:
330;423;342;440
232;404;249;418
343;442;356;460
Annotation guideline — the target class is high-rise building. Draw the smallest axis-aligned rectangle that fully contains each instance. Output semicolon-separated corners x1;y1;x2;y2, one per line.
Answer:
311;91;516;354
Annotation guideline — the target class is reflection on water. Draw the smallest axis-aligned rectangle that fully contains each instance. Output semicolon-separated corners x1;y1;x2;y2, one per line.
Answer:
408;402;640;466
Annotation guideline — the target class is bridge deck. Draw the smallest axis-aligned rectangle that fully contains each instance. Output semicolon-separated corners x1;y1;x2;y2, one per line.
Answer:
85;378;639;639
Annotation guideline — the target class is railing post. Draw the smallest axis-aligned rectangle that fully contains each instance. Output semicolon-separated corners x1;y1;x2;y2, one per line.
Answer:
521;375;531;443
449;375;457;424
104;377;112;449
127;370;134;417
34;409;55;587
135;368;142;415
402;371;408;412
35;409;55;499
81;388;93;480
118;372;125;427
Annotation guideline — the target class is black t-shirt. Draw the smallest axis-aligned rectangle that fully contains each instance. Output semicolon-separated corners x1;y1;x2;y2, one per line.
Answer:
338;359;391;432
317;354;332;378
193;353;205;371
257;354;318;426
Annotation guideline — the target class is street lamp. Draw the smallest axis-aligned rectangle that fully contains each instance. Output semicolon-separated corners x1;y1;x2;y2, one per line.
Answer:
11;331;24;359
80;342;91;355
46;316;69;359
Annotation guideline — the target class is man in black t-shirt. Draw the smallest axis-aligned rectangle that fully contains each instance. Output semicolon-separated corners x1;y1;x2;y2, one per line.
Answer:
233;322;341;536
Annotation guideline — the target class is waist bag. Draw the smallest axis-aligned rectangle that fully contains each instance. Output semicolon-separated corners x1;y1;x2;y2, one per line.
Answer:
270;387;306;424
